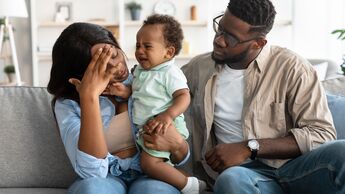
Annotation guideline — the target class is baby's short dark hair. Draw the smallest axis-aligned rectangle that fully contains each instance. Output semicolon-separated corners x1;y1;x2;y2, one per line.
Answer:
143;14;184;56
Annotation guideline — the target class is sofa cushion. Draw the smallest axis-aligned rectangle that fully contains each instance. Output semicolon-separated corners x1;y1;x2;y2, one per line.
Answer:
0;188;67;194
322;76;345;96
0;86;76;188
327;94;345;139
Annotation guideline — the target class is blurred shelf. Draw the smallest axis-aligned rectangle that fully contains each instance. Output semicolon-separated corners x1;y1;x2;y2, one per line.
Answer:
37;52;52;61
0;81;25;86
124;20;208;27
38;21;119;28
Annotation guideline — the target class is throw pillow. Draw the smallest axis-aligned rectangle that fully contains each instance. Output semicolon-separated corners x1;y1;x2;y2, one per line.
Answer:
327;94;345;139
322;77;345;96
312;62;328;81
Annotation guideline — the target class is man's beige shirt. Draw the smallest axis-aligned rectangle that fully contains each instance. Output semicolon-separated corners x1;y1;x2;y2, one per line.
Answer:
181;45;336;181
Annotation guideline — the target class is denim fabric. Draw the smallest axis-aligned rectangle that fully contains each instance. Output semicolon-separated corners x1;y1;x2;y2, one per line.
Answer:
68;173;180;194
214;140;345;194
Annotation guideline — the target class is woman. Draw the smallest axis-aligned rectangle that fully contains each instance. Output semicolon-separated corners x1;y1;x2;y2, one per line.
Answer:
47;22;189;194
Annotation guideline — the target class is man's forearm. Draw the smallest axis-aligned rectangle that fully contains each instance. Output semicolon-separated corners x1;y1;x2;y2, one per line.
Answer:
257;134;301;159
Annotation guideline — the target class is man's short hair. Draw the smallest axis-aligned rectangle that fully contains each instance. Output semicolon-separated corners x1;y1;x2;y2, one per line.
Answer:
227;0;276;35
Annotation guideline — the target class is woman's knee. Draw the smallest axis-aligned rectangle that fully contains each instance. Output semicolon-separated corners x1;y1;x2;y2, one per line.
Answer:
68;176;126;194
129;177;179;194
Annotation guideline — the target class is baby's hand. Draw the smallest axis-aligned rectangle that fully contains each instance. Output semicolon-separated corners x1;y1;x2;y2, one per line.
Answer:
103;82;131;99
144;112;173;135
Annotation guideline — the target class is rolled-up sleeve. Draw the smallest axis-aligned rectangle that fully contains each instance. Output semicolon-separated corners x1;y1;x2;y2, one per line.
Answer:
55;99;110;178
173;144;190;166
75;149;110;178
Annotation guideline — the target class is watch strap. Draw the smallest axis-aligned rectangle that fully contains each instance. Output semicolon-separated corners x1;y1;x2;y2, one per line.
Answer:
250;149;257;160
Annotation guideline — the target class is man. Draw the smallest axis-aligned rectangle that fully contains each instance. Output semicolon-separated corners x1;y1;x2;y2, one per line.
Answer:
182;0;345;193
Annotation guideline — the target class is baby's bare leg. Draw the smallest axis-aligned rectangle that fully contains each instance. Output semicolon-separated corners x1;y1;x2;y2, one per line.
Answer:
140;151;187;190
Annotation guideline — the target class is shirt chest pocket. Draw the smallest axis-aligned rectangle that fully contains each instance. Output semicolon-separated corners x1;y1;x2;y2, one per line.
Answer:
255;102;287;137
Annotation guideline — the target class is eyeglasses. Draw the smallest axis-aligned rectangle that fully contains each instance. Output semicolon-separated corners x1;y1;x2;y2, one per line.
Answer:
213;14;260;48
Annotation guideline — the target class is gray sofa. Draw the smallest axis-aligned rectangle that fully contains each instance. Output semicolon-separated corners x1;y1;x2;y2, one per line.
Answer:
0;77;344;193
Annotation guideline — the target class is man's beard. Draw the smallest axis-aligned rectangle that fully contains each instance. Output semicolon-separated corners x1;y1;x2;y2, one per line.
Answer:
212;47;250;65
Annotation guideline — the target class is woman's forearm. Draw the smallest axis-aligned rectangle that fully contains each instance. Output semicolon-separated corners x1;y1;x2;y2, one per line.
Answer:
169;138;189;164
78;94;108;158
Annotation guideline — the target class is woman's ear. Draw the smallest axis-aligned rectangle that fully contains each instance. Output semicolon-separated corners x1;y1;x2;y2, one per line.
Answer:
164;46;176;59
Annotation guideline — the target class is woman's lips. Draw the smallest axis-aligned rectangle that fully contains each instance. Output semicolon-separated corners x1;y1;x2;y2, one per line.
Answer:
119;70;127;79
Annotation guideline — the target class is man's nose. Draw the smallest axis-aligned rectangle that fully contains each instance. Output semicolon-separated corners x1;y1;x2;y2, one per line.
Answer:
214;34;228;48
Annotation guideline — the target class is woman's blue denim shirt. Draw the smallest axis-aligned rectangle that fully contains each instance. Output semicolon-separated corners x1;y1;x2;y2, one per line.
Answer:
54;94;190;179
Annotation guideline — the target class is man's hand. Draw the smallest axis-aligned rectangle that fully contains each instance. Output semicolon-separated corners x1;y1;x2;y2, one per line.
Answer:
143;112;173;135
205;142;251;172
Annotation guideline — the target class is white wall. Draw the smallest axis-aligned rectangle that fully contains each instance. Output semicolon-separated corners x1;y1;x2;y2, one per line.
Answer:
293;0;345;65
3;0;345;85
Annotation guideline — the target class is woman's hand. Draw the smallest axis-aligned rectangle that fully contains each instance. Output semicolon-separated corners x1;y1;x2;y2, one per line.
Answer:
142;126;188;163
69;46;115;98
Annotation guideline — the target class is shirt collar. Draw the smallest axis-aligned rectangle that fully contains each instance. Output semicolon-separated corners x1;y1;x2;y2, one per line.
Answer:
250;44;270;73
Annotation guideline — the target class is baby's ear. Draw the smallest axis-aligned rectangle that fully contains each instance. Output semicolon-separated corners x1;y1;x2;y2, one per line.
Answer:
165;46;175;59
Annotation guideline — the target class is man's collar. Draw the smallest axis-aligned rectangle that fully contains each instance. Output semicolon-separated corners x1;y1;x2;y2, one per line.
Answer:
252;44;270;73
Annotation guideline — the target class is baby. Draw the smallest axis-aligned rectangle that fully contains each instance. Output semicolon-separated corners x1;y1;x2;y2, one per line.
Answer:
131;14;206;194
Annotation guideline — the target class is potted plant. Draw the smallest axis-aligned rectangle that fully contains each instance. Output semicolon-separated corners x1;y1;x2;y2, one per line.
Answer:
125;1;142;21
3;65;15;83
332;29;345;75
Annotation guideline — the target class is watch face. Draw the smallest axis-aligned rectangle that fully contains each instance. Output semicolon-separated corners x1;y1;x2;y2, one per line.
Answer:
153;0;176;16
248;140;259;150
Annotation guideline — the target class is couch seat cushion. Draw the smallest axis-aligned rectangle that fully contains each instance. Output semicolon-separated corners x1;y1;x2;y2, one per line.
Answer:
0;188;67;194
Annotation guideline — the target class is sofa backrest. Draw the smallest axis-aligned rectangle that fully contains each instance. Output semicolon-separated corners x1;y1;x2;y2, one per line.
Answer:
308;58;341;80
322;77;345;140
0;86;76;188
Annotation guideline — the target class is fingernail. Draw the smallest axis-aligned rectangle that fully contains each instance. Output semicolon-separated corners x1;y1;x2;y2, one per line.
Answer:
98;48;103;52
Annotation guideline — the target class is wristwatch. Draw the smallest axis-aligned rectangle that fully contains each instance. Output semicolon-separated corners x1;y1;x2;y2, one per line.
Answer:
247;139;260;160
